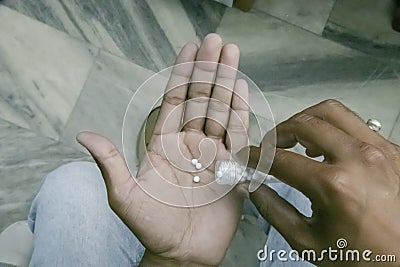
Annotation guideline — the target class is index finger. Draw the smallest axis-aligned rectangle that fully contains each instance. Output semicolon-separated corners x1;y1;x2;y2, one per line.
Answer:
236;145;323;199
152;42;198;135
270;148;324;199
301;99;396;157
274;113;359;162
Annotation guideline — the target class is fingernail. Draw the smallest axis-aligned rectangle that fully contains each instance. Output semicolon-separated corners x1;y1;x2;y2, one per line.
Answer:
76;131;90;144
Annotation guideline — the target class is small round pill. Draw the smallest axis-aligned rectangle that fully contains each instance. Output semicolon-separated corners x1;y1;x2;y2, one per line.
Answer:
216;171;223;178
195;162;202;170
193;176;200;183
191;158;198;165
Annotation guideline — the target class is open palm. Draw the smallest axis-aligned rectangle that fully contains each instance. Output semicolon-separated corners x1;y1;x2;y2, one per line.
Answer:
77;34;250;266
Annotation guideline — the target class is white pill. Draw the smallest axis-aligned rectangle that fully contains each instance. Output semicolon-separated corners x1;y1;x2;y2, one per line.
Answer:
216;171;223;178
195;162;202;170
191;158;198;165
193;176;200;183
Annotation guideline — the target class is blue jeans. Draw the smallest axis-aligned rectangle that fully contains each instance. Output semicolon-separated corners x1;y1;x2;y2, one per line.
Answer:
28;162;314;267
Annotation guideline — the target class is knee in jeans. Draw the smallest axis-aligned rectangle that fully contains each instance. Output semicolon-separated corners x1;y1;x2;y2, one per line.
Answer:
38;161;105;202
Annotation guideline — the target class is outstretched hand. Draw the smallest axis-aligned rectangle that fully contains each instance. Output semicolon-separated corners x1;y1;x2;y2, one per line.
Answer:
77;34;250;267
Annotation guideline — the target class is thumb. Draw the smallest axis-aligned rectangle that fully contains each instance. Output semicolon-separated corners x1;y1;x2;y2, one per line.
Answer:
250;184;314;251
76;131;134;191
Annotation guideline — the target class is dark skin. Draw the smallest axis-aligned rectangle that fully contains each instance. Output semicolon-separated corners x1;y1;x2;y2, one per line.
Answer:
77;34;400;266
250;99;400;266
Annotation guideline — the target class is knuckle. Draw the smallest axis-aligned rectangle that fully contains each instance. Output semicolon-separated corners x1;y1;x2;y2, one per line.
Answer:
100;147;120;162
208;99;230;113
189;85;211;98
188;95;209;104
195;60;218;74
291;113;316;123
359;142;386;164
274;148;289;161
320;99;344;109
381;143;400;161
323;167;367;209
164;93;185;105
324;167;353;196
325;167;367;213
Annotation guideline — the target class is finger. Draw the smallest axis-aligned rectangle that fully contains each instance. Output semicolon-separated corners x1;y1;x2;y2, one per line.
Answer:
275;113;358;162
234;145;260;169
205;43;240;139
76;131;134;191
225;79;249;153
183;33;223;132
152;42;198;135
250;184;314;250
305;147;324;158
238;144;324;199
302;99;389;149
270;148;324;199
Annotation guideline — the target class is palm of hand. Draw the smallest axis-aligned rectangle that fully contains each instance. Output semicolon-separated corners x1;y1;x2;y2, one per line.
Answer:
78;35;249;266
126;130;243;264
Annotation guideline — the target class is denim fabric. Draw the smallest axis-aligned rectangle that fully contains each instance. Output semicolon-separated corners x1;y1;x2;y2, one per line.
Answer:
28;162;144;267
28;162;313;267
258;182;315;267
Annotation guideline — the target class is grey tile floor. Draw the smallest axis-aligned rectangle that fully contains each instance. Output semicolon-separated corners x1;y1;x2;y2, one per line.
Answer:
323;0;400;60
0;0;399;264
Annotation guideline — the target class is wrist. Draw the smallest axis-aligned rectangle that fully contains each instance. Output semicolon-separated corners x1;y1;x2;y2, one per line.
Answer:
139;251;216;267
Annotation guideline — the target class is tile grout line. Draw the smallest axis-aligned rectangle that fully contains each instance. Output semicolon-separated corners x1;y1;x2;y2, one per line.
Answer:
56;48;155;148
356;64;388;92
388;67;400;139
251;7;328;37
388;111;400;139
323;0;338;29
0;4;154;73
57;48;101;143
251;3;399;66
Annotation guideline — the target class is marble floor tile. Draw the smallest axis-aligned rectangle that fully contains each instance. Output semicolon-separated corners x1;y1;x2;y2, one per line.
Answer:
146;0;200;53
1;0;175;72
389;65;400;144
323;0;400;60
389;113;400;144
60;50;154;160
179;0;227;39
2;0;226;72
0;62;31;130
265;66;400;138
253;0;335;35
260;93;308;125
216;8;391;92
0;5;98;139
0;118;91;232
